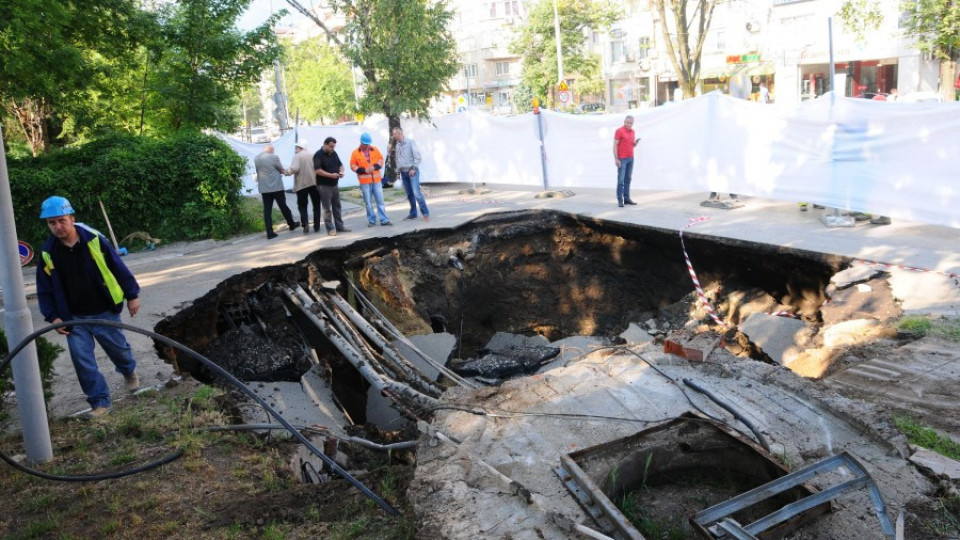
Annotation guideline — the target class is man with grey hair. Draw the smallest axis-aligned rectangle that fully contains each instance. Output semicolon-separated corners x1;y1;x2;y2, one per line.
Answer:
392;127;430;221
254;144;299;239
285;140;322;234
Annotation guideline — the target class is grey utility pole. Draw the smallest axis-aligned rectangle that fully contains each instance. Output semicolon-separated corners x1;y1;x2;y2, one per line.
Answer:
0;125;53;462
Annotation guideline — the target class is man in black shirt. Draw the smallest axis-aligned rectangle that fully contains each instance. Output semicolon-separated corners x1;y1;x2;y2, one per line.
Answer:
313;137;350;236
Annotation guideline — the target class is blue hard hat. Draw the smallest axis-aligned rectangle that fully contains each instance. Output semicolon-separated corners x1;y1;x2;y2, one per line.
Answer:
360;133;372;145
40;196;75;219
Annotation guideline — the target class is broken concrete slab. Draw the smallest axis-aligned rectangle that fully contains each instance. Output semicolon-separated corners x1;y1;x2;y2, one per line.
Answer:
821;277;901;325
619;322;654;345
484;331;550;352
244;377;348;429
739;313;811;365
909;446;960;481
888;270;960;317
392;333;456;381
831;265;883;289
300;365;350;426
366;386;406;430
538;336;610;373
821;319;884;348
411;351;933;540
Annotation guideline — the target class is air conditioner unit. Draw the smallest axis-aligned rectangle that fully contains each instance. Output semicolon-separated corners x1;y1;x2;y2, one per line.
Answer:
746;20;761;33
639;58;652;71
625;52;636;62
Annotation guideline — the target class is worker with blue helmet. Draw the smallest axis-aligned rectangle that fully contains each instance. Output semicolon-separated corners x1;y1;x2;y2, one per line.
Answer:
36;196;142;418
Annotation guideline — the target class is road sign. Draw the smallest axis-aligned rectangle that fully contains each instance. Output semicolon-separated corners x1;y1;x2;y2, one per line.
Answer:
18;241;34;267
558;90;571;104
557;80;569;92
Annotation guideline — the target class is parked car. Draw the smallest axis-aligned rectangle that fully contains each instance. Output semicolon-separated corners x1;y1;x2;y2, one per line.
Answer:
249;126;270;143
853;92;889;101
898;91;943;103
576;102;606;114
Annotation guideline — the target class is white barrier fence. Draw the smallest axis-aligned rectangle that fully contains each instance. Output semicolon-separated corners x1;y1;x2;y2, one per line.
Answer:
220;91;960;229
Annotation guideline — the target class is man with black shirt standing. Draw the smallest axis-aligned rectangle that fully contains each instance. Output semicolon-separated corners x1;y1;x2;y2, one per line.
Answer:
313;137;350;236
36;196;141;418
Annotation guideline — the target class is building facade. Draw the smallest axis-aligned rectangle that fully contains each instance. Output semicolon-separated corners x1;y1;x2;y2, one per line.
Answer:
596;0;941;111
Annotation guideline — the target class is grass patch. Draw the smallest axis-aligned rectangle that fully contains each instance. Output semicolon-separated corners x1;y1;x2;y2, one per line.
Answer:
898;315;960;340
0;379;418;539
895;415;960;460
340;185;409;206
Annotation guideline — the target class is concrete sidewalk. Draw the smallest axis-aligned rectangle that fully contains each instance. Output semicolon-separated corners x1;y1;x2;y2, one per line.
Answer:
4;183;960;416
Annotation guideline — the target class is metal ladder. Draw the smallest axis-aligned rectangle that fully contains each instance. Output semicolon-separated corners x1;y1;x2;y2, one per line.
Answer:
692;451;896;539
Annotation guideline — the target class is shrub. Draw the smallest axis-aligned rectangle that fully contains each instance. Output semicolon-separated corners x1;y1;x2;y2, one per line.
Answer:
0;327;64;418
9;131;249;250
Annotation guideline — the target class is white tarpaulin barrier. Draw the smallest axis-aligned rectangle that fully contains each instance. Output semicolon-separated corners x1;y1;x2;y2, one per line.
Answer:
220;91;960;229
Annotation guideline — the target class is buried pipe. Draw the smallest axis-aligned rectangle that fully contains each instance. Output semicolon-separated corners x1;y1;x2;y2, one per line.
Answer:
342;277;478;389
282;286;439;412
321;286;443;397
682;378;771;452
202;425;418;451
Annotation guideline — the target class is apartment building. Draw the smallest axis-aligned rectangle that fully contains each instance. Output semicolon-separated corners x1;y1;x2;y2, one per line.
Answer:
597;0;940;110
444;0;528;115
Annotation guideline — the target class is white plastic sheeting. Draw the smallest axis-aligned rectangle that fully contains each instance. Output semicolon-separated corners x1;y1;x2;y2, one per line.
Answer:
220;91;960;228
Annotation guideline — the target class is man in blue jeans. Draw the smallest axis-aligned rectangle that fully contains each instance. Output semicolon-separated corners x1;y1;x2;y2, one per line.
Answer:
613;115;640;207
392;127;430;222
36;196;142;418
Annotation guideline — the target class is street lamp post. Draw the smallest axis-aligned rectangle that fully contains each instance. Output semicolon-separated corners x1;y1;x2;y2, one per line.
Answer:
0;125;53;463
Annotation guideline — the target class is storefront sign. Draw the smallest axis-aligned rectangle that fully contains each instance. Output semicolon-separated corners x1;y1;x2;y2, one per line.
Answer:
726;54;761;64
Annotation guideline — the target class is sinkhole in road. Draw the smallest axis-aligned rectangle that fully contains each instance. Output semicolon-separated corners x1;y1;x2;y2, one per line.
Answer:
154;210;844;427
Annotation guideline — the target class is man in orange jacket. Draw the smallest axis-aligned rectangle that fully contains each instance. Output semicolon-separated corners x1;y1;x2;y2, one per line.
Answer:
350;132;392;227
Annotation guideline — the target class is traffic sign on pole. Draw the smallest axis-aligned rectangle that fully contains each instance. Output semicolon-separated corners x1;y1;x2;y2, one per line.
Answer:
558;90;571;104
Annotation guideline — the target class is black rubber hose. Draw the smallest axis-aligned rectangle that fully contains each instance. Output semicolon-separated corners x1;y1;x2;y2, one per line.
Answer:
1;319;399;516
682;377;771;451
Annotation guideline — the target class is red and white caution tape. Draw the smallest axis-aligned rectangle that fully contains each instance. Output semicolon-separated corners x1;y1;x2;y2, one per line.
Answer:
679;217;727;328
849;258;960;283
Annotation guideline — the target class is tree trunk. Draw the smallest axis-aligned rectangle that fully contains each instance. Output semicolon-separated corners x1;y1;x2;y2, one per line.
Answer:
7;98;49;156
384;113;400;187
941;59;957;102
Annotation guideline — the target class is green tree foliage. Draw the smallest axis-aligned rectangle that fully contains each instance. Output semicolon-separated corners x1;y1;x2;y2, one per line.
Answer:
652;0;722;98
284;0;459;131
510;0;618;108
838;0;884;42
0;0;152;155
284;39;355;124
0;0;283;153
0;327;64;419
149;0;283;131
839;0;958;101
897;0;958;101
9;132;249;248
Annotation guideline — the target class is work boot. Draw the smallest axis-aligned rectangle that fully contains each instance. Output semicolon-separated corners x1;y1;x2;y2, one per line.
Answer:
85;407;111;419
125;372;140;392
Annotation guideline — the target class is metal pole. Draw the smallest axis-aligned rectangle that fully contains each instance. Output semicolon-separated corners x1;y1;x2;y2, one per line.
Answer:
828;17;836;99
0;125;53;463
536;111;549;190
